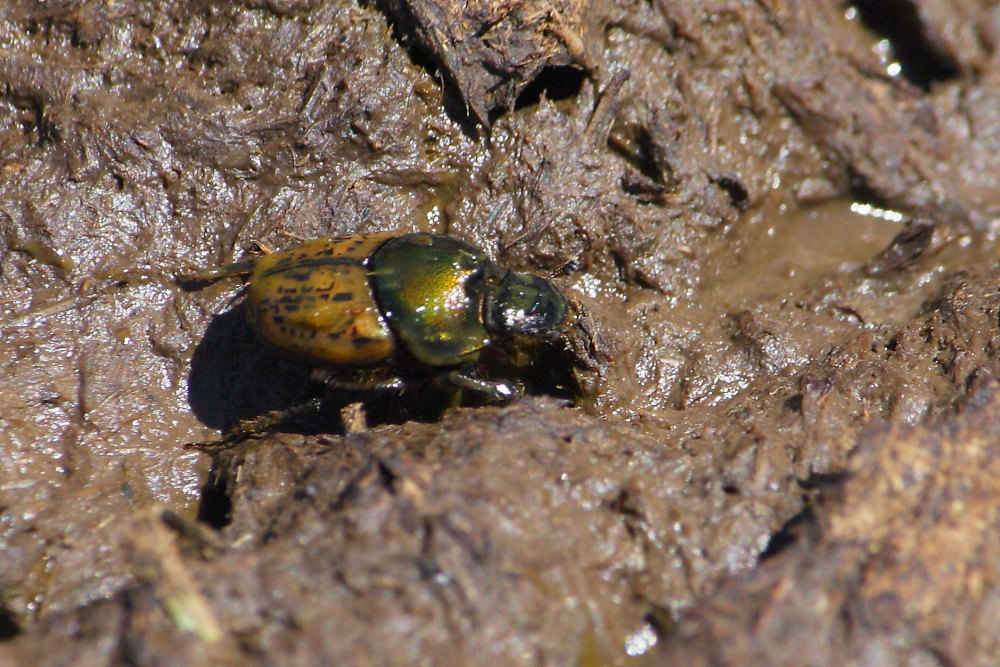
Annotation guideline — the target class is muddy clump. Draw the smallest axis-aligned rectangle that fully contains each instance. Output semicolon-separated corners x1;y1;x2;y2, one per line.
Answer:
2;0;1000;664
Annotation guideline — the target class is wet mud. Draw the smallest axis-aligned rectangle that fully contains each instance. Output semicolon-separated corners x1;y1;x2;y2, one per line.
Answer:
3;0;1000;664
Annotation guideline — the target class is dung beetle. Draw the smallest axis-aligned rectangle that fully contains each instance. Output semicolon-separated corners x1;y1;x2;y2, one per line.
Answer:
187;232;596;445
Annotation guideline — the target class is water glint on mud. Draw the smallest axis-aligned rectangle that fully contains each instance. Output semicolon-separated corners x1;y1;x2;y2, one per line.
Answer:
700;199;906;309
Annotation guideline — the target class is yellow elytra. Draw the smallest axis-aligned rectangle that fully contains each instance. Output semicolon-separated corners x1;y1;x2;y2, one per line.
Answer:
246;233;397;366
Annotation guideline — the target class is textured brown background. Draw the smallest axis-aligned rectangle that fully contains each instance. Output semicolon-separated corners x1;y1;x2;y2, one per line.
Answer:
2;0;1000;664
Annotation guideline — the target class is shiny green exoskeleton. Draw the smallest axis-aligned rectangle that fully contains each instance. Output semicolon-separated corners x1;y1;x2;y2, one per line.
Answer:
195;232;575;403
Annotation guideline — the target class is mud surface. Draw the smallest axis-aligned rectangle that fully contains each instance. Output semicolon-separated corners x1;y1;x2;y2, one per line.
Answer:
2;0;1000;664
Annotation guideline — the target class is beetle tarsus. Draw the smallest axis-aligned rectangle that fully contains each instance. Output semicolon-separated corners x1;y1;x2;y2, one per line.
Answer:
440;370;523;403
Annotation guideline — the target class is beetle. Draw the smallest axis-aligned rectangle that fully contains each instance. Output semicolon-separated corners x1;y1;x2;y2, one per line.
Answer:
188;231;594;445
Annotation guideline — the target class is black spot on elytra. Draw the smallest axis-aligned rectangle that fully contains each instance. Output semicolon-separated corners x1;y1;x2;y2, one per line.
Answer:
333;292;353;301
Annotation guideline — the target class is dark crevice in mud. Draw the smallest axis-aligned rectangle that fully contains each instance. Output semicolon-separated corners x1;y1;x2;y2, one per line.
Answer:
798;471;850;490
760;474;846;561
645;604;679;638
609;122;664;185
847;167;890;209
0;605;20;641
372;1;482;136
514;66;587;110
196;471;233;530
851;0;960;89
714;175;749;211
759;506;818;561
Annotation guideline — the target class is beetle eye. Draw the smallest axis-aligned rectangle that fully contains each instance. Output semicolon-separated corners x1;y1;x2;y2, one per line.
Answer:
490;271;569;339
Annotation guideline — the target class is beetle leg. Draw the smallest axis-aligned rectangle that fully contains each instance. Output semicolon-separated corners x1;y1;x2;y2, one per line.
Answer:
310;368;406;393
188;239;279;283
190;259;259;282
321;377;407;392
185;396;324;451
439;370;523;403
177;258;260;287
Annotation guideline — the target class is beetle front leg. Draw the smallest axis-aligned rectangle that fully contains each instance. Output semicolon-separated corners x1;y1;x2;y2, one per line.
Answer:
439;370;523;403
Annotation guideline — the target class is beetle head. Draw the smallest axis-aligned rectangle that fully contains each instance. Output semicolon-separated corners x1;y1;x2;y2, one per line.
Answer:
483;271;570;341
